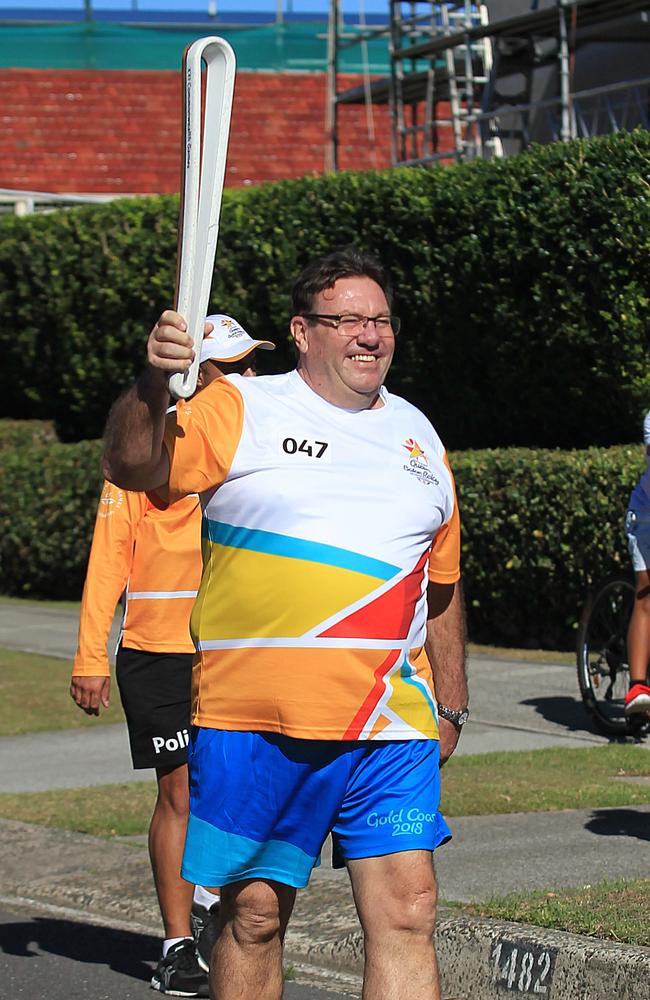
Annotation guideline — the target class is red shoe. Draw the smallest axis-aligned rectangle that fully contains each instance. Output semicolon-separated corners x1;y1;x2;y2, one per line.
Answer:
624;683;650;715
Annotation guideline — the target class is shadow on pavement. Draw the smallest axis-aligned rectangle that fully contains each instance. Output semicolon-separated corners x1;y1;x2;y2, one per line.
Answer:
585;808;650;842
520;695;592;733
0;916;158;982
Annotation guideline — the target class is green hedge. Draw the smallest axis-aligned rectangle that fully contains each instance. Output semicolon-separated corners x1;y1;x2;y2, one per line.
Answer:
0;195;180;442
1;433;644;648
0;130;648;446
0;439;102;598
0;420;56;452
453;445;643;649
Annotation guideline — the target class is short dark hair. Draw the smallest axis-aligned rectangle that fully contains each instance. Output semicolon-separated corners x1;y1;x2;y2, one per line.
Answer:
201;354;256;376
291;247;392;315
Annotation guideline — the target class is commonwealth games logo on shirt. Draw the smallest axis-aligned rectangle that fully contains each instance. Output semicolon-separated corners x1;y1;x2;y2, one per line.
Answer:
402;438;428;463
402;438;439;487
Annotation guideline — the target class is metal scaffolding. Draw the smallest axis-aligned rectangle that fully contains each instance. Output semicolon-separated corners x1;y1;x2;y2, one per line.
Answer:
328;0;650;168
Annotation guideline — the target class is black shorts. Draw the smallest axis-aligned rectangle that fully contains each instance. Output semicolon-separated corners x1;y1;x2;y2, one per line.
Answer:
115;646;193;770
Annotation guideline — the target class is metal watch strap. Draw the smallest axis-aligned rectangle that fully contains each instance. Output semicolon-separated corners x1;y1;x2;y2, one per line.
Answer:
437;703;469;727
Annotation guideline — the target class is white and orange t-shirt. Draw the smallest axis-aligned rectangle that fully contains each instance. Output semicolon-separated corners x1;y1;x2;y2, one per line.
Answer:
164;370;461;742
72;482;202;676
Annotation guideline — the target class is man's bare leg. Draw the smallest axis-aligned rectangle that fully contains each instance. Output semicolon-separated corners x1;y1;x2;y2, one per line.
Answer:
210;878;296;1000
347;850;441;1000
149;763;194;938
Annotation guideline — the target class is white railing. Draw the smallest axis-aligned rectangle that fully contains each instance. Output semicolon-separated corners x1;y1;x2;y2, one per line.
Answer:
0;189;135;216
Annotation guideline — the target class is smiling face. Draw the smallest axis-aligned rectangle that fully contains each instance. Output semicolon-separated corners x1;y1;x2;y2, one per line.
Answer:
290;276;395;411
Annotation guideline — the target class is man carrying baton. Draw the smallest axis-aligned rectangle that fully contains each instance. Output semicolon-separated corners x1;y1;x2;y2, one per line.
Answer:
103;248;468;1000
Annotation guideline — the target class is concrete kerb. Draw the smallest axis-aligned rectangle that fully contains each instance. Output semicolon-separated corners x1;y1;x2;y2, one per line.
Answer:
291;915;650;1000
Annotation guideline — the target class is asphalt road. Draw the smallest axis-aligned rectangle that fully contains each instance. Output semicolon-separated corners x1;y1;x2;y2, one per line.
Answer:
0;903;353;1000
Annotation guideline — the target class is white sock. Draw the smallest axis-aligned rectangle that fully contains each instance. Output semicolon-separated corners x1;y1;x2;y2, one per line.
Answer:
162;936;192;958
193;885;221;909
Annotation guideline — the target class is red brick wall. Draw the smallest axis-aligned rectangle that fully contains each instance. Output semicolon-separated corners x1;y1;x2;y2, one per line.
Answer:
0;67;401;194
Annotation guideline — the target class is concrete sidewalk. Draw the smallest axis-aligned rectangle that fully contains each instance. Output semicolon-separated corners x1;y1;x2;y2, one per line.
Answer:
0;600;122;663
0;724;150;792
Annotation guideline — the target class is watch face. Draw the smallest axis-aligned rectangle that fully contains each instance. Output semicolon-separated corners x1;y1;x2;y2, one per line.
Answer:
458;710;469;726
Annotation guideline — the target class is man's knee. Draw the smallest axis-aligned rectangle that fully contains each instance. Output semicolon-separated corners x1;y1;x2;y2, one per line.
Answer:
362;867;439;940
385;884;438;937
222;882;285;946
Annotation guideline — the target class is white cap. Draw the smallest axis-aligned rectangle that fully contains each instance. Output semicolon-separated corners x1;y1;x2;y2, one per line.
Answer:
200;313;275;364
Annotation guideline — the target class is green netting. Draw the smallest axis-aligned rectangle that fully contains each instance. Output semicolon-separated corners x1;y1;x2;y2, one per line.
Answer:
0;21;390;72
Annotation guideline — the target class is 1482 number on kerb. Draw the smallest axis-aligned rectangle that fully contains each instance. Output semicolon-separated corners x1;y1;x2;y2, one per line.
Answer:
490;939;557;995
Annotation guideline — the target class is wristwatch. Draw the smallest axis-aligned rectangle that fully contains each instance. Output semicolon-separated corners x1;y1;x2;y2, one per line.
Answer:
437;703;470;728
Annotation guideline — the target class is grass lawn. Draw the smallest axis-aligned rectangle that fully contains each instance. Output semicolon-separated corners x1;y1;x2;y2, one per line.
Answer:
0;781;156;837
458;879;650;948
466;642;573;665
441;745;650;815
0;646;125;736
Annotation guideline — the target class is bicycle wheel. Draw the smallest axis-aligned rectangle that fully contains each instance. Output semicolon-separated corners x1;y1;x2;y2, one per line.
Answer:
577;575;644;736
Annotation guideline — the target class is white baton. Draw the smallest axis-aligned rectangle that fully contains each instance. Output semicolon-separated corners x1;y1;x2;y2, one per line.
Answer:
169;36;236;401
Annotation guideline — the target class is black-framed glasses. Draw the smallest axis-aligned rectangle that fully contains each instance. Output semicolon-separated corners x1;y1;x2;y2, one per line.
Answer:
302;313;401;337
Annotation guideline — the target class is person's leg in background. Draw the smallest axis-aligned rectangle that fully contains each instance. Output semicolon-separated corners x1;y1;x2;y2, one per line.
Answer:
149;764;214;996
116;648;211;994
150;761;221;993
151;762;194;941
626;568;650;710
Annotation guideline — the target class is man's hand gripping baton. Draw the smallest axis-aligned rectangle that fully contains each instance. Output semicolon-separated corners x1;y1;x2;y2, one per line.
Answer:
168;37;236;400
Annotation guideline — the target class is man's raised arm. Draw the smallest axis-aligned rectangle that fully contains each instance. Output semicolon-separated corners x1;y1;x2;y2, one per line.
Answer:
103;310;195;491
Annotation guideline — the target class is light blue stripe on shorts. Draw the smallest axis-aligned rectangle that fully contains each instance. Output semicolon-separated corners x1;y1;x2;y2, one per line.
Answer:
182;813;319;889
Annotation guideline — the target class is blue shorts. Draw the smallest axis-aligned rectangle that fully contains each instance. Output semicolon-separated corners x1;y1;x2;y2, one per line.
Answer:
181;729;451;889
626;508;650;573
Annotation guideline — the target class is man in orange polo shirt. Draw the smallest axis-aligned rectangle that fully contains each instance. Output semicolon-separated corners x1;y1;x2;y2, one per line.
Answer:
70;315;274;996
